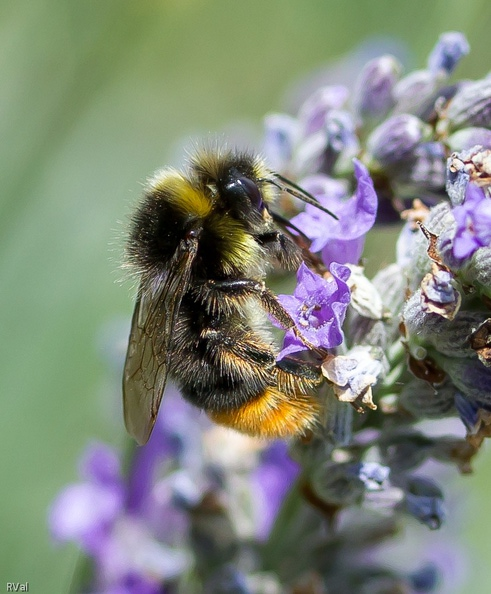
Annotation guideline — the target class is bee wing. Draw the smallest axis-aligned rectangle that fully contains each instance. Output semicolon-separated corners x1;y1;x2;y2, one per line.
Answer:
123;234;199;444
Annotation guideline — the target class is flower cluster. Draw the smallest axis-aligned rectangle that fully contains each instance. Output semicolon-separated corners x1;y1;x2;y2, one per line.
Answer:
50;387;301;593
50;32;491;593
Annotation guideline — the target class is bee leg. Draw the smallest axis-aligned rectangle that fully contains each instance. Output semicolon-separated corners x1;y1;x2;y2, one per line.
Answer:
203;279;327;357
276;356;321;381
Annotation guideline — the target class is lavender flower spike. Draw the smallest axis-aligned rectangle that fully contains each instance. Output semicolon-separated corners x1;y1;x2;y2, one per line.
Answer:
54;31;491;594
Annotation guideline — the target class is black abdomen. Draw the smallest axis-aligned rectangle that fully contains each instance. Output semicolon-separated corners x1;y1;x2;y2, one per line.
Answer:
169;294;276;413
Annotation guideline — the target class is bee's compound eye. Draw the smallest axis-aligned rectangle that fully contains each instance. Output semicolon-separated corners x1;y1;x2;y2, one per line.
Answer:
236;176;264;211
224;171;264;211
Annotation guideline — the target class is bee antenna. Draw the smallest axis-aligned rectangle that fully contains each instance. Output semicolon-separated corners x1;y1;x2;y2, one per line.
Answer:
269;210;309;241
261;173;338;220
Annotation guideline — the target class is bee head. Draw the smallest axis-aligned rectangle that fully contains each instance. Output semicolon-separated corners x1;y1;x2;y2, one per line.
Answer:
188;150;275;236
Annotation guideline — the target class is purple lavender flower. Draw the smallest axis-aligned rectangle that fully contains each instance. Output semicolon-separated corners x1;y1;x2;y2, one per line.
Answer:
291;159;377;266
49;442;124;555
252;441;300;540
452;183;491;263
276;261;351;358
49;389;200;592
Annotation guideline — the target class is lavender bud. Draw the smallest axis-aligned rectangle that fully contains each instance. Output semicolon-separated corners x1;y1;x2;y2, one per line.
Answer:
420;266;461;320
323;109;360;174
399;378;456;419
380;430;435;471
298;84;349;135
392;70;437;116
348;264;405;346
311;461;389;506
371;265;407;342
427;32;470;76
347;264;385;320
447;127;491;152
263;113;299;172
446;146;491;204
398;202;454;284
454;392;480;432
465;246;491;294
311;462;365;505
444;78;491;132
443;358;491;405
367;114;431;168
352;55;401;120
293;129;328;176
348;318;388;350
446;153;471;205
423;201;455;235
402;292;445;342
401;476;445;530
399;141;446;190
426;311;490;358
408;563;440;593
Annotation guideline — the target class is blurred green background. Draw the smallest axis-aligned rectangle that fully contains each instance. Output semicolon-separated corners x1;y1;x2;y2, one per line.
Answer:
2;0;491;591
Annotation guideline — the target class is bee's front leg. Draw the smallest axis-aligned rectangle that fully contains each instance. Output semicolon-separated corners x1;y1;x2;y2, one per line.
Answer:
200;279;327;357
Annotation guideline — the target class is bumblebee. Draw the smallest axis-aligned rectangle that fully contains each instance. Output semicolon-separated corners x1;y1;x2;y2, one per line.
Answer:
123;146;335;445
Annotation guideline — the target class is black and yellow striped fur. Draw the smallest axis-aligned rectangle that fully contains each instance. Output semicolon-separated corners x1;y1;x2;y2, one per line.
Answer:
123;147;324;445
